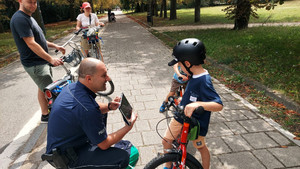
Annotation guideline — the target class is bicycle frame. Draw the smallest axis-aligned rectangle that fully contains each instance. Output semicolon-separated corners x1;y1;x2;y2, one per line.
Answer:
165;97;202;169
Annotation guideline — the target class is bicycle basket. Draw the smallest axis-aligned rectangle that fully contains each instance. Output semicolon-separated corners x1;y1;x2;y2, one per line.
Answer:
87;34;99;44
64;49;83;67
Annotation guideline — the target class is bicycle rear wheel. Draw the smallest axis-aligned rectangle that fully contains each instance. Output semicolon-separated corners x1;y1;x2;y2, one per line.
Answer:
144;153;203;169
97;80;115;96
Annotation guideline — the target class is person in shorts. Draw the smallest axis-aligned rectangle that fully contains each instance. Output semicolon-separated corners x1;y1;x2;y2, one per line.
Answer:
159;63;188;113
76;2;105;61
162;38;223;169
10;0;65;122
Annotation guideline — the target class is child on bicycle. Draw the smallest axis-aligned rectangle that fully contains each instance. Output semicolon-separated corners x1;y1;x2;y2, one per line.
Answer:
159;63;188;113
162;38;223;169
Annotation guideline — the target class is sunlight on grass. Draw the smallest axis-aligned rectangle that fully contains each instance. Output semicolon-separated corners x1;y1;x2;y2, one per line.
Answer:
0;21;76;57
129;0;300;26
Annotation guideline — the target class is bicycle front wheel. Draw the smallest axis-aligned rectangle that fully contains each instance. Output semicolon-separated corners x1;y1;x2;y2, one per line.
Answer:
144;153;203;169
97;80;115;96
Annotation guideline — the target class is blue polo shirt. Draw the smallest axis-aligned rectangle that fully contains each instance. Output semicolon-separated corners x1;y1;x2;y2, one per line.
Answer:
176;70;223;136
46;81;107;153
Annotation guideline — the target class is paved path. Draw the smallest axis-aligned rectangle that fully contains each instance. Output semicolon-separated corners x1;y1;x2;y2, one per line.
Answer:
151;22;300;32
11;14;300;169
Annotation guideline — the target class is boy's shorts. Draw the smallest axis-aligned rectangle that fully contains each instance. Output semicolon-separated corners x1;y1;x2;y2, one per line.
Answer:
170;79;187;92
164;118;206;149
81;37;101;51
23;64;53;91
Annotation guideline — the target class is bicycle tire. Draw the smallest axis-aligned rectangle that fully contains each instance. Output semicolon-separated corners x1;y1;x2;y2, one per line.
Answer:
144;153;203;169
96;80;115;96
94;44;101;60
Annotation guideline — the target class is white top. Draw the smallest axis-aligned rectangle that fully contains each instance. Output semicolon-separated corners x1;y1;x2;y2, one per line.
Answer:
76;13;99;28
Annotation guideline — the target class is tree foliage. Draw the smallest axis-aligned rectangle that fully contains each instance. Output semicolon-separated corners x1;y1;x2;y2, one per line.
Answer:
223;0;284;30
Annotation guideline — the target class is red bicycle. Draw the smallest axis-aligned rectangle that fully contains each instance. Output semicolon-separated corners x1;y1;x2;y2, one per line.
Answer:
144;97;203;169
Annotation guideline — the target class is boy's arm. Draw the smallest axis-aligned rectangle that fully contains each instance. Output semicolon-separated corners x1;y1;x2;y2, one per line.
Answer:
184;101;223;117
173;63;188;81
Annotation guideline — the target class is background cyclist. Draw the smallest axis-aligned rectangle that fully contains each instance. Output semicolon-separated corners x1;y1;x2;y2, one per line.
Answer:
76;2;105;60
159;62;188;113
162;38;223;169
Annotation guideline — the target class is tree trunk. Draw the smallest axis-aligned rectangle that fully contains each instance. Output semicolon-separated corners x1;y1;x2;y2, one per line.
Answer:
233;0;251;30
32;1;46;35
170;0;176;20
68;0;76;21
90;0;95;12
163;0;167;18
194;0;200;22
160;3;163;17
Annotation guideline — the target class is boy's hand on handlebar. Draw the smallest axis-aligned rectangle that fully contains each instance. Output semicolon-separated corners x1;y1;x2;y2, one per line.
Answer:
180;75;189;81
50;58;64;67
184;102;200;117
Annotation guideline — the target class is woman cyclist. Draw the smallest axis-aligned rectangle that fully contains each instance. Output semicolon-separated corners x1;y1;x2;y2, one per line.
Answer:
76;2;105;61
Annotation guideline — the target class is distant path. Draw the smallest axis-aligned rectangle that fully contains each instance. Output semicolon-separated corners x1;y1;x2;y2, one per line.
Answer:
151;22;300;32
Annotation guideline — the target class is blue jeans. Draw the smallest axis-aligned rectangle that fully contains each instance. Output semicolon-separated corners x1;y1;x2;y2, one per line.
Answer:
68;143;129;169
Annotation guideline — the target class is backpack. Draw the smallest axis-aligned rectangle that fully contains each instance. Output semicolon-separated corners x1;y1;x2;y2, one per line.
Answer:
114;140;139;169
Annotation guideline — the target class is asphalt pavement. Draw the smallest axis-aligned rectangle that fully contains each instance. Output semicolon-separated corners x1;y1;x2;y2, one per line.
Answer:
3;12;300;169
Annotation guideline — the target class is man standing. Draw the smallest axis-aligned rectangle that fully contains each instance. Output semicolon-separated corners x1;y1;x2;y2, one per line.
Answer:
10;0;65;122
46;58;138;168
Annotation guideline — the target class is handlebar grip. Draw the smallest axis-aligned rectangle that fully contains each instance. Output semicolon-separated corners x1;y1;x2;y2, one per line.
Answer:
194;106;205;115
178;77;183;80
75;28;82;35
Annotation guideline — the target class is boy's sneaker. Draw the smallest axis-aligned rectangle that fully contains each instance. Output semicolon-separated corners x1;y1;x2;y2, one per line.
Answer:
159;102;167;113
41;114;49;123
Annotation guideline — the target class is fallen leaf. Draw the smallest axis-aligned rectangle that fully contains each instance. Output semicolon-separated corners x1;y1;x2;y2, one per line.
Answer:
293;137;300;140
280;145;288;148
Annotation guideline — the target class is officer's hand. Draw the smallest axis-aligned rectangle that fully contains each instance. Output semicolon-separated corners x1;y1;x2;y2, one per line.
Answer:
129;112;138;127
108;97;121;110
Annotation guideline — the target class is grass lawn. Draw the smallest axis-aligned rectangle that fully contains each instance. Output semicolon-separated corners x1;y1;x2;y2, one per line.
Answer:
128;0;300;26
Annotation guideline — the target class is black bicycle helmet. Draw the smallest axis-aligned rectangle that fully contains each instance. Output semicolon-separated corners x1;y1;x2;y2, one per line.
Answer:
168;38;206;66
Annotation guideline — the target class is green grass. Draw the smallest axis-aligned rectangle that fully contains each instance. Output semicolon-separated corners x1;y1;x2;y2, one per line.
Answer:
128;0;300;26
154;26;300;103
0;21;76;57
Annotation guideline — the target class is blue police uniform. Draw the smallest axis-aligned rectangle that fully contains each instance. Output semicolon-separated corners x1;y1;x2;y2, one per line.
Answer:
46;81;129;168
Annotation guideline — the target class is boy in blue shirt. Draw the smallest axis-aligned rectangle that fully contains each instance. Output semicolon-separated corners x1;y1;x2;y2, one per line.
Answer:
162;38;223;169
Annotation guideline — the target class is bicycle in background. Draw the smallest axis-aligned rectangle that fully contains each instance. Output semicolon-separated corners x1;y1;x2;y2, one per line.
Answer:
82;26;115;96
44;29;84;111
144;97;204;169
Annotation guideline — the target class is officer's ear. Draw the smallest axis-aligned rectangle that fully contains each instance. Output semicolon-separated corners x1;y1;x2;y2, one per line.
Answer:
85;74;92;82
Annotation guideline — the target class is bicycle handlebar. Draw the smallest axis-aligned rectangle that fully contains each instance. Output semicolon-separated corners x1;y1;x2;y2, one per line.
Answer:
167;96;205;126
55;29;83;53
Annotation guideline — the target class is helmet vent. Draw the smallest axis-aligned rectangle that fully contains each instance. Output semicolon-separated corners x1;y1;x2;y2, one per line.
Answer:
192;42;198;46
178;42;181;45
185;40;189;44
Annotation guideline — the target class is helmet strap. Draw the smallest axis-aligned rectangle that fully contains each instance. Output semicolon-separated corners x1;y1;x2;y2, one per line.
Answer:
182;62;193;76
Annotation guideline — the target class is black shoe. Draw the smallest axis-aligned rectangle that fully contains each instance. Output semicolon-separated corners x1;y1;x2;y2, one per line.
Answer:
41;114;49;123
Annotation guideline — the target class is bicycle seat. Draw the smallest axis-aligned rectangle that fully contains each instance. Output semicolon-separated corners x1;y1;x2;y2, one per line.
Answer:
41;148;69;169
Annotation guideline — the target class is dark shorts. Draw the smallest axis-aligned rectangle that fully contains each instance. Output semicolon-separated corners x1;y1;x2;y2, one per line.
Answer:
23;64;53;91
69;143;129;169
